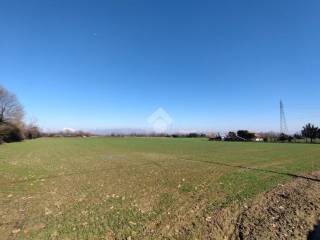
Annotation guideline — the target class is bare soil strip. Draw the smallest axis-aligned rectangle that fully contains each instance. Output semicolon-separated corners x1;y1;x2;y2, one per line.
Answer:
206;172;320;239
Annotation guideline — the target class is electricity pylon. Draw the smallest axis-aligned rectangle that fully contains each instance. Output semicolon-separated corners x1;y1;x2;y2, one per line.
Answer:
280;100;288;134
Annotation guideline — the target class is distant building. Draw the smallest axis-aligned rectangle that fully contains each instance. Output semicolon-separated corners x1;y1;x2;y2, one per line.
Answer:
254;133;264;142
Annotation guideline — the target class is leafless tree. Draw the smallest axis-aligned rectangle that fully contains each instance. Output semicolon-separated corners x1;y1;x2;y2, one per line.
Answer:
23;119;42;139
0;86;24;124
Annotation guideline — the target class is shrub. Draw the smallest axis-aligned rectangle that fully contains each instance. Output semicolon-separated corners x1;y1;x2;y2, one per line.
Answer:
24;126;42;139
237;130;255;141
278;133;289;142
224;132;238;141
0;123;24;143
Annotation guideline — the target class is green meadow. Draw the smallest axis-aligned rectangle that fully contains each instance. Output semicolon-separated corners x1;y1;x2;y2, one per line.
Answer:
1;137;320;239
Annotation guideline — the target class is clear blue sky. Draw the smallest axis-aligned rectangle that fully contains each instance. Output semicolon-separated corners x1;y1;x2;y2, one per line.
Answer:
1;0;320;133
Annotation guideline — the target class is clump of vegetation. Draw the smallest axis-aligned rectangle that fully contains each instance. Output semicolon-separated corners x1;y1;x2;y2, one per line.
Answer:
207;124;320;144
23;123;42;139
237;130;255;141
0;122;24;142
301;123;319;143
42;130;92;138
0;86;25;143
0;85;41;143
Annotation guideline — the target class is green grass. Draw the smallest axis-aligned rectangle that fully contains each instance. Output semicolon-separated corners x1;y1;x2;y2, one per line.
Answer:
1;137;320;239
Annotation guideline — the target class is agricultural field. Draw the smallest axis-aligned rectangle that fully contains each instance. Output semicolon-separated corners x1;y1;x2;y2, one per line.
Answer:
1;137;320;239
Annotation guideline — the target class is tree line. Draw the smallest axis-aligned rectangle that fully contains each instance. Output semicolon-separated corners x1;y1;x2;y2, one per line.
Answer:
1;85;320;144
300;123;320;143
208;124;320;144
0;86;41;143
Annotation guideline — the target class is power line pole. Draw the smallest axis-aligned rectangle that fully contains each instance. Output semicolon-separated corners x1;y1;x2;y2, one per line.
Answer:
280;100;288;134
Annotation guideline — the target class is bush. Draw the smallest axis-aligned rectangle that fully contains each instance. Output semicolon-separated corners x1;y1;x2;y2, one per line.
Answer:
0;123;24;143
224;132;239;141
237;130;255;141
24;126;42;139
187;133;201;138
278;133;293;142
294;133;303;139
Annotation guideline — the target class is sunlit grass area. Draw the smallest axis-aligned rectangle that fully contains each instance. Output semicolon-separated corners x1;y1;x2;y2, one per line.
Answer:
1;137;320;239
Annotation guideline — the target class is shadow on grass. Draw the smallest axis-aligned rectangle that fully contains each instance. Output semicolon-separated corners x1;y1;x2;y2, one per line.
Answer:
0;161;156;187
308;221;320;240
2;157;320;192
183;159;320;183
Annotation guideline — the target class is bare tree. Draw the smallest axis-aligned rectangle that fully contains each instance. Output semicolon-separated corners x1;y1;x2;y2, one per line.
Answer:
0;86;24;124
23;119;42;139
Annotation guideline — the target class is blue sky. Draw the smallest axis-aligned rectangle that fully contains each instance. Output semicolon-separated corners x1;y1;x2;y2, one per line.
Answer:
1;0;320;133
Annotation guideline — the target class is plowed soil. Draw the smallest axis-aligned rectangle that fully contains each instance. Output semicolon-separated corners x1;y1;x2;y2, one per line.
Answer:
206;172;320;239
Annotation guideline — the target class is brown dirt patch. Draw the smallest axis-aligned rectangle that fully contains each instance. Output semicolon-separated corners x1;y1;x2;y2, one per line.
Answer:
206;172;320;239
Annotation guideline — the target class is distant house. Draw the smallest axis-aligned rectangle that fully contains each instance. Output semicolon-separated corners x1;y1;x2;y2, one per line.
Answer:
254;133;264;142
208;133;222;141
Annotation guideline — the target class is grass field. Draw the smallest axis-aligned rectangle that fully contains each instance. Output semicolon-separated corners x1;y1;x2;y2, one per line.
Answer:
1;137;320;239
